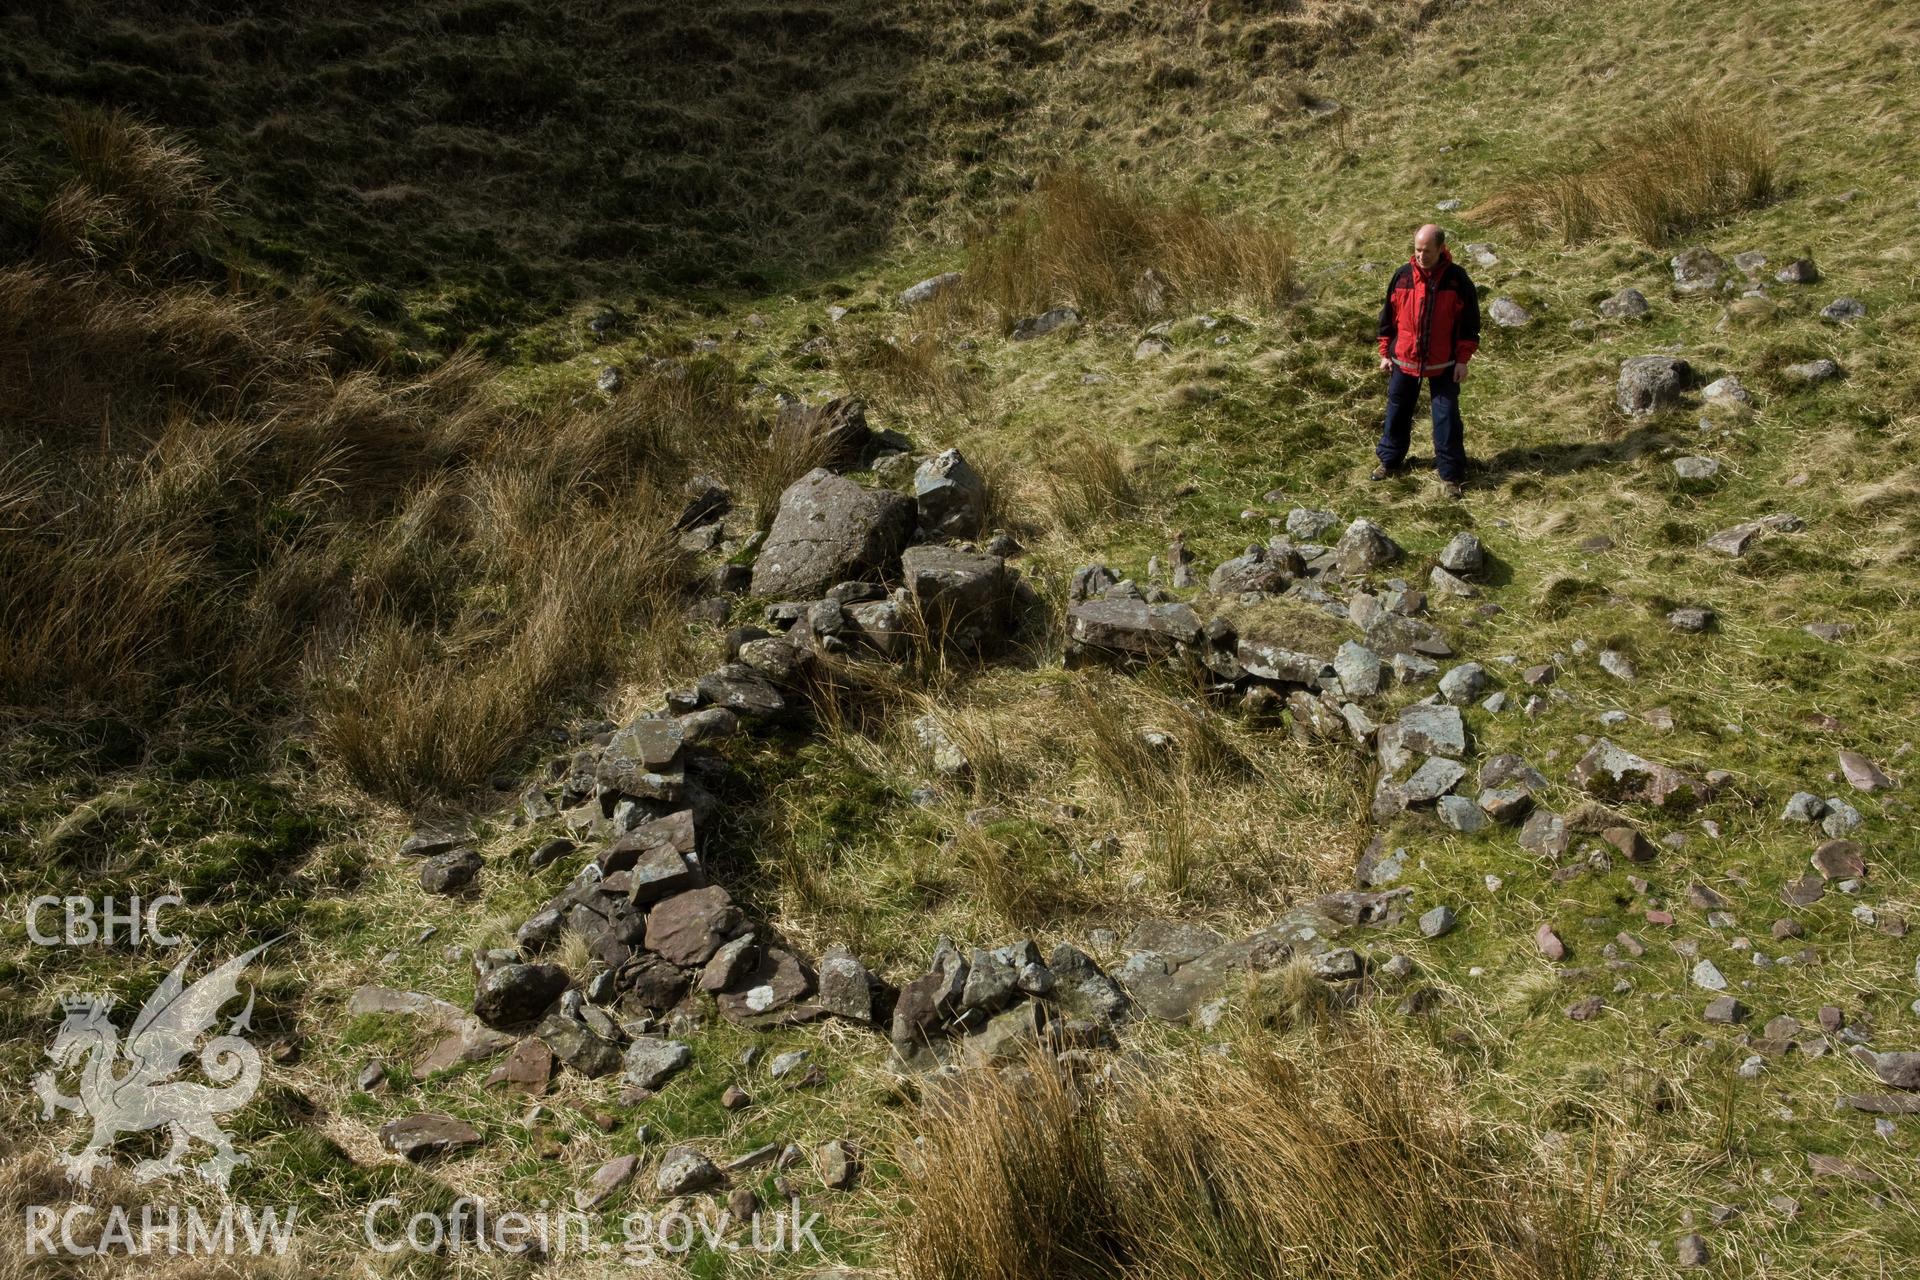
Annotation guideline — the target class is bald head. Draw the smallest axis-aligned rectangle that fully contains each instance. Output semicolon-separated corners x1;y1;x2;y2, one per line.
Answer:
1413;224;1445;269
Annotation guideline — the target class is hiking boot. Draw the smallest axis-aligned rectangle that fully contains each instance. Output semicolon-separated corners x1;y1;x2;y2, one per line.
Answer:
1441;479;1466;500
1369;464;1398;482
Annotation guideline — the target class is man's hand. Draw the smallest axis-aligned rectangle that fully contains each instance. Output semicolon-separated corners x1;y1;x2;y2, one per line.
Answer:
1453;362;1470;383
1378;356;1392;373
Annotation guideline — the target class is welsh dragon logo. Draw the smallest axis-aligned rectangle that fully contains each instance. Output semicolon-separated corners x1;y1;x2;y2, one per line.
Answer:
32;942;272;1189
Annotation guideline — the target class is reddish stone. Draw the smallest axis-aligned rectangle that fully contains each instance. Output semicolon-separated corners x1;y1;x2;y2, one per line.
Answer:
1535;923;1567;960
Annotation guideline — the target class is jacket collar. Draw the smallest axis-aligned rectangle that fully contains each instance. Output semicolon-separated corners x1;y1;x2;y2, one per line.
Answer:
1410;245;1453;278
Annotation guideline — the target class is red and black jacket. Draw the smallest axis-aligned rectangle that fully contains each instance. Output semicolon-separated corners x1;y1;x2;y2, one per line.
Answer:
1376;246;1480;376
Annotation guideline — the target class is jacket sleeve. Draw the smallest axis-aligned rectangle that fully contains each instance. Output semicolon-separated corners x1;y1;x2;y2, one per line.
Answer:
1453;271;1480;365
1376;274;1397;359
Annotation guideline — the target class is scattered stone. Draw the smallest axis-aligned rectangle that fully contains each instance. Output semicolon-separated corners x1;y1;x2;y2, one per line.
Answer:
1775;257;1818;284
379;1113;482;1161
1011;306;1080;341
913;449;986;541
1673;457;1721;481
1597;649;1636;681
622;1037;693;1090
1820;298;1866;323
1598;288;1650;319
817;1140;859;1190
1572;739;1708;810
1821;798;1862;837
1839;750;1891;792
1692;959;1728;991
1397;704;1468;757
1812;839;1865;881
1676;1233;1710;1267
474;964;570;1031
419;849;483;895
1702;512;1802;556
1784;358;1841;383
655;1147;722;1195
1437;794;1486;833
1287;508;1342;541
1602;827;1657;863
1567;996;1605;1022
1701;375;1752;406
1534;923;1566;961
1851;1047;1920;1091
1437;531;1486;576
749;468;914;598
1333;518;1402;575
1420;905;1458;939
1334;641;1384;698
579;1155;638;1210
1488;297;1531;327
1667;606;1714;633
899;272;962;308
1616;355;1691;415
1437;662;1487;706
1670;246;1729;293
1704;996;1748;1024
1519;810;1570;856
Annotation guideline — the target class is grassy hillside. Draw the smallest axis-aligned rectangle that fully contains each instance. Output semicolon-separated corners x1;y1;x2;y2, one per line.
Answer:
5;0;1920;1275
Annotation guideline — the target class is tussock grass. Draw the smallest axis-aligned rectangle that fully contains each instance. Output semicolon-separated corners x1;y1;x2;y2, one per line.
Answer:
898;1029;1604;1280
1470;106;1776;246
0;117;740;799
965;164;1296;326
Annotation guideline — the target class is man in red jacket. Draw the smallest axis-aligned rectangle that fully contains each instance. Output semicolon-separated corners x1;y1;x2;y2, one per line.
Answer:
1372;224;1481;499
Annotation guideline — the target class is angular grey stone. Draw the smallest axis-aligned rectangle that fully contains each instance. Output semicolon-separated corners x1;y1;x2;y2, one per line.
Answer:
1691;959;1728;991
1820;298;1866;323
1396;704;1467;757
1670;246;1730;294
1208;549;1292;595
1571;739;1709;809
1419;905;1457;939
1784;358;1840;383
1437;531;1485;576
1820;798;1862;837
1437;794;1486;833
1333;518;1402;575
1616;355;1691;415
1047;943;1131;1026
1702;512;1802;556
420;849;482;895
1334;641;1384;698
1401;757;1468;804
654;1147;721;1195
1066;598;1202;663
1287;508;1341;541
1701;375;1752;406
1437;662;1486;706
1011;306;1080;341
817;946;878;1024
1673;456;1721;480
1518;809;1569;856
622;1037;692;1090
1598;288;1650;319
474;964;570;1030
750;468;914;598
914;448;986;540
1488;297;1531;327
1392;652;1439;684
1782;791;1826;823
379;1113;482;1161
1668;606;1714;633
899;271;962;308
1775;257;1818;284
902;544;1009;651
1597;649;1635;681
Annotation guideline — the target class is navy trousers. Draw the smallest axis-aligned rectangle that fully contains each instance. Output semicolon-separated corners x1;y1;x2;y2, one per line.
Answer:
1377;368;1467;482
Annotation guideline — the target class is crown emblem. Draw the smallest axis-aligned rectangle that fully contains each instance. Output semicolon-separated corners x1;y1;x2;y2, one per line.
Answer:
59;993;113;1018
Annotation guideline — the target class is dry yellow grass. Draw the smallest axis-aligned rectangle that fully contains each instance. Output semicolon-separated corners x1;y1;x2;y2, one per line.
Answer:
897;1026;1605;1280
964;163;1296;326
1469;105;1776;246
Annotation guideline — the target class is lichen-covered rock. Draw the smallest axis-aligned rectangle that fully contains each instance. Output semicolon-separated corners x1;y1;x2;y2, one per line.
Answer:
750;468;914;598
